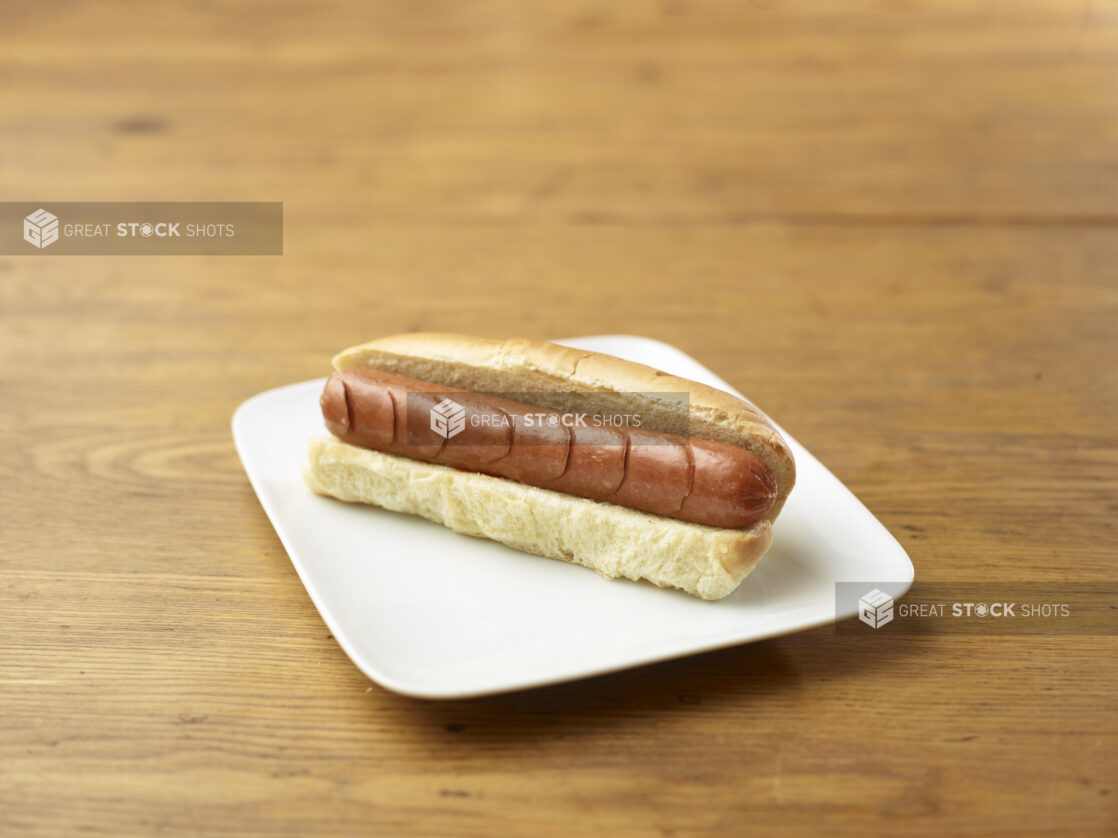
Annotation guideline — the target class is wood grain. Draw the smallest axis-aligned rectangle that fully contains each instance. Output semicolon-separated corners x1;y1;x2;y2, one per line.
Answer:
1;2;1115;836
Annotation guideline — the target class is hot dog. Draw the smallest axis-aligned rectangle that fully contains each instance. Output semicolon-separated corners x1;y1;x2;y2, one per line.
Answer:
303;333;796;600
319;368;778;529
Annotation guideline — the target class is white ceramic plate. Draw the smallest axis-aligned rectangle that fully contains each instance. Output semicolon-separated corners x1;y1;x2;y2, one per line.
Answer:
233;336;913;698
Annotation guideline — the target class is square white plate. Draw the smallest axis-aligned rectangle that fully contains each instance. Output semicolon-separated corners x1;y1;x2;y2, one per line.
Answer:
233;335;913;698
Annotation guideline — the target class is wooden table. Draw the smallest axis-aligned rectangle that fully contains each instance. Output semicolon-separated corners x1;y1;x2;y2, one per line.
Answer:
2;2;1115;835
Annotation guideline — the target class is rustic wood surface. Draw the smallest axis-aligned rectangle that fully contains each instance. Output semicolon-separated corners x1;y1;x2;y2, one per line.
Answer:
1;1;1115;835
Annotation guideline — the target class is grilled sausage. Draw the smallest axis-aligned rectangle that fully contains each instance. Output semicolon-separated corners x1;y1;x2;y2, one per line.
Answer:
320;368;777;528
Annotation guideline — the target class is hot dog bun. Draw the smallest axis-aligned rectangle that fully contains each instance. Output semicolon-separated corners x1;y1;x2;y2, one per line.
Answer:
304;333;795;600
304;435;772;601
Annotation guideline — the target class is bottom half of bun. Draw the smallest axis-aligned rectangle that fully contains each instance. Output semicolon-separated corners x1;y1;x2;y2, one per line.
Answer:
303;436;773;601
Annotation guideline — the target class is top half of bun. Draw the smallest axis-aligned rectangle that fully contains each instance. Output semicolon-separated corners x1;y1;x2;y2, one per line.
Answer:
331;333;796;521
